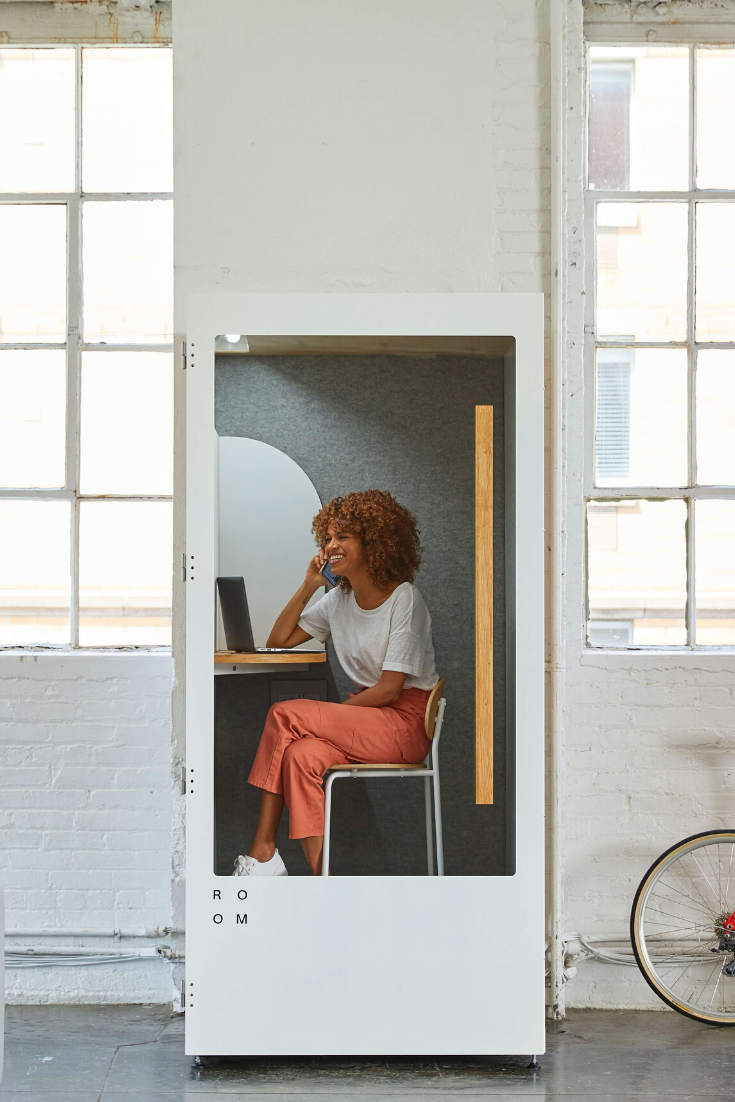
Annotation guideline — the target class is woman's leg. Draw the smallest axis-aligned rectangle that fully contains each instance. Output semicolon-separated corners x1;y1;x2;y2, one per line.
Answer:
248;791;285;862
246;700;350;866
248;696;429;873
300;835;324;876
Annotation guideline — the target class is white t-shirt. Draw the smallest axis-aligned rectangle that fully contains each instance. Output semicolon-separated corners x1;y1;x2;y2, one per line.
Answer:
298;582;438;691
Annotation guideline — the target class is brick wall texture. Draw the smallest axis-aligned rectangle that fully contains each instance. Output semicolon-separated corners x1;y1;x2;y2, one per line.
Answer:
0;654;173;1003
8;0;734;1011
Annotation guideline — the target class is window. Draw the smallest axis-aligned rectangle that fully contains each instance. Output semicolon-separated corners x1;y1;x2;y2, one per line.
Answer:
0;47;173;647
586;45;735;648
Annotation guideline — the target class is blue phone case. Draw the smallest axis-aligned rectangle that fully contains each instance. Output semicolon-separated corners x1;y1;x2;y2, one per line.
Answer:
320;561;339;587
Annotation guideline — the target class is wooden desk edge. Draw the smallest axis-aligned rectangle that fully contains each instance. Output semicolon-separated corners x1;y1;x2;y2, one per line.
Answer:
214;651;327;665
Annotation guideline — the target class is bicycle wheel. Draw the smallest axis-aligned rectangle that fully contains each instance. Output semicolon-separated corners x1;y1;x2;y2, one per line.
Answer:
631;830;735;1024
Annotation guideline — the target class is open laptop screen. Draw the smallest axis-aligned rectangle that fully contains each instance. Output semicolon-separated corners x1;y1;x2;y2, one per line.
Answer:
216;577;255;652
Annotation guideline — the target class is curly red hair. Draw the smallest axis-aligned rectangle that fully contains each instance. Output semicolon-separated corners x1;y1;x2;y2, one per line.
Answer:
312;490;421;591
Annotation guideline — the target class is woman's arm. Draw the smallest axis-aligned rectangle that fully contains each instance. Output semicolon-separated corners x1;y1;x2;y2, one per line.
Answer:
343;670;407;708
266;553;326;648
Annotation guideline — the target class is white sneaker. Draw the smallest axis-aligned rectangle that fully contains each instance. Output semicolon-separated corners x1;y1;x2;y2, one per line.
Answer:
232;850;288;877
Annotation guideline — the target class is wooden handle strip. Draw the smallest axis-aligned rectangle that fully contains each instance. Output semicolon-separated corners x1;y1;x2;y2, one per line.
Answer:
475;406;493;804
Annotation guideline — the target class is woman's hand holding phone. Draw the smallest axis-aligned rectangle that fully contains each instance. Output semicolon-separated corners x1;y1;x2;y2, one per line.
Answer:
304;550;328;589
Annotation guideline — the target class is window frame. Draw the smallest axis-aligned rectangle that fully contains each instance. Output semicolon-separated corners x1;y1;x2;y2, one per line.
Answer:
0;42;173;650
584;39;735;651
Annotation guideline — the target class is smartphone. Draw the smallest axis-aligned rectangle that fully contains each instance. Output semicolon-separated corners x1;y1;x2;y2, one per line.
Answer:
320;559;339;588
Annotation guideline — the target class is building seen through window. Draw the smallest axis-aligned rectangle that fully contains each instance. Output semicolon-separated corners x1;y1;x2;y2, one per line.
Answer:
587;45;735;647
0;47;173;647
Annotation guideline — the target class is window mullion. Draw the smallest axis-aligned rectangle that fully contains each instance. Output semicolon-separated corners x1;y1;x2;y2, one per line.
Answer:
585;195;597;497
690;347;698;491
687;46;697;647
69;44;83;647
690;44;697;193
687;196;695;354
687;496;696;647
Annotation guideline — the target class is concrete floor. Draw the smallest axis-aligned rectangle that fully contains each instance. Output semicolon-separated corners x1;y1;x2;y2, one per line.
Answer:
1;1005;733;1100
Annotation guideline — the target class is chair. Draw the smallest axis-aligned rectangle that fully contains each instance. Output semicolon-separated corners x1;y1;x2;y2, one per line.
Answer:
322;678;446;876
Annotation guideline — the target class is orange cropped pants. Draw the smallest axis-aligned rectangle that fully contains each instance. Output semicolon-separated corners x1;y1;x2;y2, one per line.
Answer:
248;688;431;839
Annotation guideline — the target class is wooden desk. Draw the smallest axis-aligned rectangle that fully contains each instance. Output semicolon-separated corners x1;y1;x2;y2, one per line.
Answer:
215;651;326;664
214;650;327;674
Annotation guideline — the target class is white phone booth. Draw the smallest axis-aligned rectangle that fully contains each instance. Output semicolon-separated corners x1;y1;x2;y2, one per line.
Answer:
185;292;545;1057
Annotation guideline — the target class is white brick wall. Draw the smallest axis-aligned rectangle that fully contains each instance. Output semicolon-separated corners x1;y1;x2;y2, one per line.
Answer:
0;653;174;1004
564;652;735;1008
560;2;735;1009
12;0;733;1013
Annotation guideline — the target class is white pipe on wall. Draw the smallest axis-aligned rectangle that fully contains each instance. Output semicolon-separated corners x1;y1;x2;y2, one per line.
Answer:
548;0;568;1022
4;928;184;938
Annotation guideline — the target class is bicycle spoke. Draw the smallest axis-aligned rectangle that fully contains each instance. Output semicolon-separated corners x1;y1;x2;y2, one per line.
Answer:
654;875;714;917
690;957;721;1006
658;959;698;987
649;888;714;921
709;961;726;1009
678;855;720;913
644;905;715;928
726;844;735;907
691;853;721;906
704;845;723;911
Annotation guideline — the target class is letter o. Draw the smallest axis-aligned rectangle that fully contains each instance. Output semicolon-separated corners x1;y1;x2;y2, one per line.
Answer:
213;913;223;924
237;889;247;900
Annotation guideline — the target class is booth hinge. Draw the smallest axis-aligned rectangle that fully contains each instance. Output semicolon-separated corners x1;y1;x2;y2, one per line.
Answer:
181;766;187;795
182;554;195;582
181;340;187;370
181;980;185;1008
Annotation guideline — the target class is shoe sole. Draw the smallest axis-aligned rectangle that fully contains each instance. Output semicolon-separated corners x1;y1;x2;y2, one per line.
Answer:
232;866;289;876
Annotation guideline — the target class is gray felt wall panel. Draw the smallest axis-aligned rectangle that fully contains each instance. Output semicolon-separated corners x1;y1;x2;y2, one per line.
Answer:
214;354;512;876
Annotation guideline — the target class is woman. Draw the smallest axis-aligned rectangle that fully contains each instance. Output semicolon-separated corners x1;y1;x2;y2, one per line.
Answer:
233;489;439;877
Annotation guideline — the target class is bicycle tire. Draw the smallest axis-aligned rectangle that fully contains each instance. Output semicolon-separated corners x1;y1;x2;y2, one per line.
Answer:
631;829;735;1025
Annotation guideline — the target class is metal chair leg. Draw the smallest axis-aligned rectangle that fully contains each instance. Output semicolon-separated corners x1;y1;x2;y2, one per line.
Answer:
433;759;444;877
322;774;336;876
424;774;434;875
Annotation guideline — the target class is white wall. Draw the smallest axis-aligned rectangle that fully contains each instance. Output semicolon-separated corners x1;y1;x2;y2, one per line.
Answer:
173;0;550;299
560;1;735;1010
0;2;177;1007
170;0;735;1015
173;0;550;1011
0;653;174;1004
10;0;728;1012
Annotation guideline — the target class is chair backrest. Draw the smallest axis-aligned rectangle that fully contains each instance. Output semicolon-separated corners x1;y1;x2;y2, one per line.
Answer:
424;677;445;740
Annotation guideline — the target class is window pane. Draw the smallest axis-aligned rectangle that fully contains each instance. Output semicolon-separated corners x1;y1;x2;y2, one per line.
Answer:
79;501;172;646
80;351;173;494
695;204;735;342
595;348;687;487
0;500;70;644
0;49;75;192
695;500;735;645
0;350;65;487
82;201;173;344
589;47;689;192
587;499;687;646
82;48;172;192
596;203;687;342
697;49;735;189
0;205;66;342
696;351;735;485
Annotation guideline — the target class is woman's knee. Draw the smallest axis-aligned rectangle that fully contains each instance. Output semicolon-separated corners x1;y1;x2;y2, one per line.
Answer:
282;737;322;778
268;697;321;727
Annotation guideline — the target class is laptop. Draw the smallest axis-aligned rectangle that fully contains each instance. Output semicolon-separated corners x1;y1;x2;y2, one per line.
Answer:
216;576;322;654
